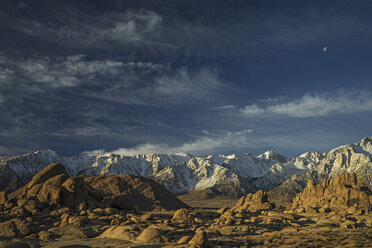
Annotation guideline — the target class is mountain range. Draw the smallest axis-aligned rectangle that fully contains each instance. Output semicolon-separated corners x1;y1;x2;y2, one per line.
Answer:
1;137;371;203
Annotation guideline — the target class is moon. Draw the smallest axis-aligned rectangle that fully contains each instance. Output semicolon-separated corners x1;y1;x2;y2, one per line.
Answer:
323;46;328;52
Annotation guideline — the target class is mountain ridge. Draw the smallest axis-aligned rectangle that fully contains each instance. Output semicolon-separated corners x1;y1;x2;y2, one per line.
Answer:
1;137;371;198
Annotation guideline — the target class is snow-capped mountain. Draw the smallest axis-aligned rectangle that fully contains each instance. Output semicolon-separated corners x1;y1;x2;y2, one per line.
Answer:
267;137;372;205
316;137;372;185
1;137;371;196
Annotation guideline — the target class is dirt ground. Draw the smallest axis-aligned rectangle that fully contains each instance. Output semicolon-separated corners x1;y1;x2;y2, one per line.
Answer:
177;193;239;209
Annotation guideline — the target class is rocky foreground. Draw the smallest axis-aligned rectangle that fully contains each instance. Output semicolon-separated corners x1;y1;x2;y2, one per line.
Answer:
0;163;371;247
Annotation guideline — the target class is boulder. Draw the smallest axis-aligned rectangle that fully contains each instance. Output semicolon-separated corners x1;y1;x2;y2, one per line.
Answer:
37;174;68;205
188;229;210;247
171;208;190;223
98;225;138;240
136;226;168;244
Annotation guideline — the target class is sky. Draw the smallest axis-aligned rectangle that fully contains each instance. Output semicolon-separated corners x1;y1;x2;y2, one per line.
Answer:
0;0;372;157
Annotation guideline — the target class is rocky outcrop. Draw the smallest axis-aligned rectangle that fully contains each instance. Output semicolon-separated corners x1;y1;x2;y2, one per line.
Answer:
216;190;276;226
291;172;372;215
232;190;276;212
1;163;189;214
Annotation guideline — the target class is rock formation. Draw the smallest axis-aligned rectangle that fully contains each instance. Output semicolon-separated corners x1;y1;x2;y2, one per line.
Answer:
232;190;276;212
1;163;189;214
291;172;372;215
61;174;189;211
0;168;371;247
216;190;276;226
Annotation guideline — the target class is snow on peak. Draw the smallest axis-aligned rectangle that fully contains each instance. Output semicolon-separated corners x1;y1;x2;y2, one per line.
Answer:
1;137;371;194
33;149;58;157
258;150;287;163
357;136;372;156
298;151;323;161
359;136;372;145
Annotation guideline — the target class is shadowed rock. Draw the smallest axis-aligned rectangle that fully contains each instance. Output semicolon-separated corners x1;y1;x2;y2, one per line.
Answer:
0;218;29;238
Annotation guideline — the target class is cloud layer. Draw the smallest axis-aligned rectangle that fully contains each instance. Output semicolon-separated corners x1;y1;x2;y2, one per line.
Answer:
0;54;223;106
11;9;163;48
109;129;253;156
241;91;372;118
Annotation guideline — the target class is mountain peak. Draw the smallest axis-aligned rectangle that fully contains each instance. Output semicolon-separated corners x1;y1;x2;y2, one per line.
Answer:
258;150;287;163
1;137;371;198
